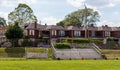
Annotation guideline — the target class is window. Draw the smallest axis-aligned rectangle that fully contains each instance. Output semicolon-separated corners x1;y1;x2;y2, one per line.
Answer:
29;30;34;35
39;32;41;37
105;31;110;37
59;30;65;36
52;30;56;36
91;31;95;37
74;31;81;37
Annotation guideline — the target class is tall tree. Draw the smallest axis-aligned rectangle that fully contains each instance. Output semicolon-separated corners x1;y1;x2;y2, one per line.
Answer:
57;8;100;26
8;3;37;25
0;17;7;27
5;21;24;47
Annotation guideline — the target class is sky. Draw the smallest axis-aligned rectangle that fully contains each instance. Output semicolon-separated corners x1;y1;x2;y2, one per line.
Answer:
0;0;120;27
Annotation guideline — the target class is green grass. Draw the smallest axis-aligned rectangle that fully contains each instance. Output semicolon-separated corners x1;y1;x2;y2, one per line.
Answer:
0;60;120;70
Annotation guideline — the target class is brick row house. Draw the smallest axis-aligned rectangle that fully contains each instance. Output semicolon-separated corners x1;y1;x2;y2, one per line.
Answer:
1;22;120;46
0;27;7;43
25;22;120;46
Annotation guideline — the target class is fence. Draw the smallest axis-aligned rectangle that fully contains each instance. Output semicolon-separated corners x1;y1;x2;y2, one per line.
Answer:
0;47;49;59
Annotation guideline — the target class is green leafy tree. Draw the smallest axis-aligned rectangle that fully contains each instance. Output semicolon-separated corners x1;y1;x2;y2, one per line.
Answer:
57;8;100;26
0;17;7;27
8;3;37;25
5;22;24;47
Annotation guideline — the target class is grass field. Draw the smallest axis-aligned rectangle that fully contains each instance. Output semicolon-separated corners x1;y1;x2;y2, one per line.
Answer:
0;60;120;70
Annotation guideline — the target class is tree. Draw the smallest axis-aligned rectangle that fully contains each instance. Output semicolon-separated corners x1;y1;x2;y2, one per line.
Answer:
57;8;100;26
5;22;24;47
0;17;7;27
8;3;37;25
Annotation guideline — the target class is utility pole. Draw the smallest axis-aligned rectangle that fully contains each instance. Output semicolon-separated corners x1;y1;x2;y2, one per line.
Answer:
84;3;88;38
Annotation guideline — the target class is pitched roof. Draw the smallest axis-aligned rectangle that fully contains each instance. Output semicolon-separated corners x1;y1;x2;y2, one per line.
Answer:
67;26;80;30
26;23;120;31
46;25;65;30
87;27;98;31
26;23;65;30
26;23;35;29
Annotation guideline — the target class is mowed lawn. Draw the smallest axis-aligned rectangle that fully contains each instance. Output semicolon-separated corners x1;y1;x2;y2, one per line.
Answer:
0;60;120;70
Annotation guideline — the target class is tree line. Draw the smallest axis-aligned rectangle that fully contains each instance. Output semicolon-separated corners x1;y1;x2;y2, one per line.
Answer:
0;3;100;47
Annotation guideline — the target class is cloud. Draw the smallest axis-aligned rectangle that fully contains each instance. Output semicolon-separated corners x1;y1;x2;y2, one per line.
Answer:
41;16;62;25
0;0;16;7
112;12;119;15
67;0;120;8
0;0;38;7
89;0;120;8
18;0;38;4
67;0;85;7
97;20;120;27
0;12;8;20
86;5;102;16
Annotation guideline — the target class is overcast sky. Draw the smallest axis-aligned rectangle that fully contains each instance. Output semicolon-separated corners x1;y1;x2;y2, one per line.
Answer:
0;0;120;27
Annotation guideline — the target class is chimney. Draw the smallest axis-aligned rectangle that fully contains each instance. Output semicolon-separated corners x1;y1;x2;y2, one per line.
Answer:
105;25;108;27
45;23;47;26
90;24;94;27
35;21;37;28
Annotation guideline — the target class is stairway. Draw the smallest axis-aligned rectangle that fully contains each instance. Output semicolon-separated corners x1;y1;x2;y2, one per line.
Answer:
54;48;102;59
52;43;103;59
78;49;102;59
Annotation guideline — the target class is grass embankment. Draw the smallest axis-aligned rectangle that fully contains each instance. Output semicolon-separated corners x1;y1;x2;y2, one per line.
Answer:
102;49;120;59
0;60;120;70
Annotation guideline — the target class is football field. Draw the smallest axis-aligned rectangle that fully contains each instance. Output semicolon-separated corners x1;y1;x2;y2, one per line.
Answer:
0;60;119;70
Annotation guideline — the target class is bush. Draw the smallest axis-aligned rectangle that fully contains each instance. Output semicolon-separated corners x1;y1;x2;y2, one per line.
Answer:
79;46;84;48
54;43;71;49
73;39;90;43
91;39;103;43
107;38;113;41
62;38;103;44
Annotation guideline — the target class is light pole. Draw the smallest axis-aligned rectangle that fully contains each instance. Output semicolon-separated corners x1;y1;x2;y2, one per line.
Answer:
83;3;88;39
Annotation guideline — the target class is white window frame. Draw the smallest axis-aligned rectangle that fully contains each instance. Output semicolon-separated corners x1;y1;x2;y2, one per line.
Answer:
74;31;81;37
59;30;65;36
105;31;110;37
91;31;95;37
52;30;56;36
29;30;34;35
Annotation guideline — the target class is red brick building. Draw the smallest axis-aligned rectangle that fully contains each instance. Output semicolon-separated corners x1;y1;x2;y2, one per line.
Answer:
0;27;7;43
1;22;120;46
25;22;120;45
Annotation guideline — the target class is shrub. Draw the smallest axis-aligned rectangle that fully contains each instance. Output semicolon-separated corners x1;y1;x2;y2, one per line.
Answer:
79;46;84;48
54;43;71;49
107;38;113;41
73;39;90;43
62;38;103;44
91;39;103;43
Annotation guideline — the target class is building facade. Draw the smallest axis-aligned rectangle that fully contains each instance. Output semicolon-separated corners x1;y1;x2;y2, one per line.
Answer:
25;22;120;45
1;22;120;46
0;27;7;43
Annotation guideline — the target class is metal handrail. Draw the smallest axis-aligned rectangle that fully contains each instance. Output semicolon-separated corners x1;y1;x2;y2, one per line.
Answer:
91;43;102;55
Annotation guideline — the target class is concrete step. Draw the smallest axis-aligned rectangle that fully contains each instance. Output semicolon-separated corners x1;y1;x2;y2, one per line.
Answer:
54;48;102;59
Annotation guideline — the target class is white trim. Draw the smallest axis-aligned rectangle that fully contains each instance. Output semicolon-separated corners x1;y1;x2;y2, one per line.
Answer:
74;31;81;36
